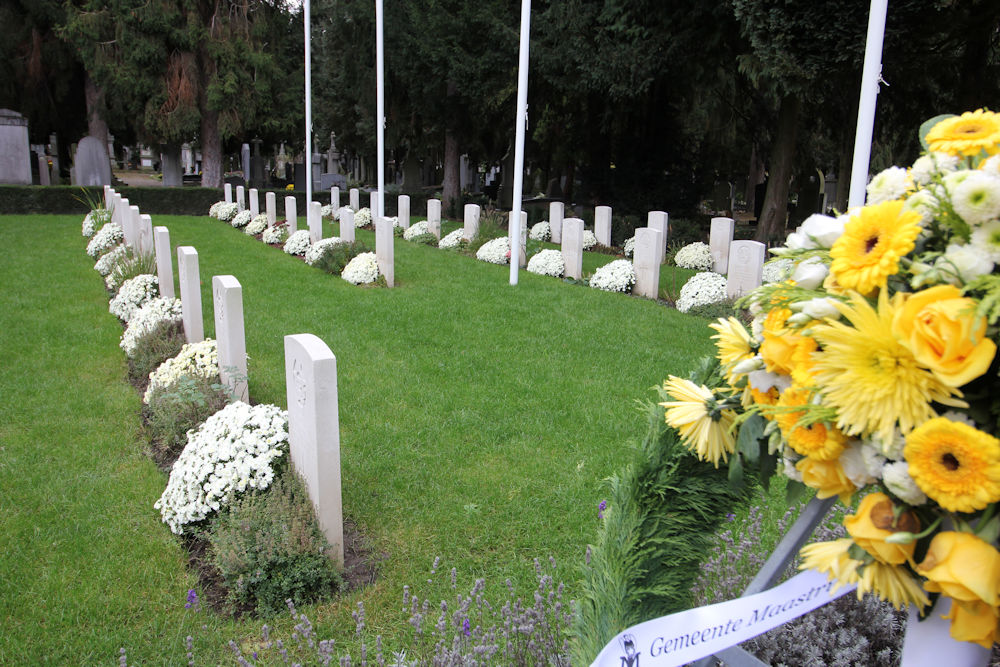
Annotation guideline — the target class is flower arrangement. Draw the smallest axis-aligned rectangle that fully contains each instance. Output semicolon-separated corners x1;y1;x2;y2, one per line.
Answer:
109;274;159;322
283;230;312;256
476;237;510;265
526;249;565;277
214;202;239;222
86;222;124;258
403;221;430;241
94;244;128;276
354;207;373;229
119;297;183;357
674;241;715;271
341;252;381;285
438;228;465;249
675;271;728;313
143;338;219;404
245;214;269;236
230;210;252;229
261;224;288;245
529;221;552;242
304;237;345;266
659;110;1000;649
154;401;288;534
582;229;599;250
623;236;636;259
589;259;636;293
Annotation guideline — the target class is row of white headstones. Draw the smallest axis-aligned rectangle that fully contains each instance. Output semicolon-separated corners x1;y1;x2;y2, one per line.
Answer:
222;184;768;299
104;184;347;566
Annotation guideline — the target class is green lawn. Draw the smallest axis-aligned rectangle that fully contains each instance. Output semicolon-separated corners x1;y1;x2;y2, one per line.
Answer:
0;212;715;663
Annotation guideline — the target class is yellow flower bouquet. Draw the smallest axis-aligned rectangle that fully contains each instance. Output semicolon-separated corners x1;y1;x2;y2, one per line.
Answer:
661;109;1000;649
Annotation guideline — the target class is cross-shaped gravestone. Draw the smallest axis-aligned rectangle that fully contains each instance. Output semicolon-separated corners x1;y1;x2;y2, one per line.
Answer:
177;246;204;343
213;275;248;403
153;226;174;299
633;227;663;299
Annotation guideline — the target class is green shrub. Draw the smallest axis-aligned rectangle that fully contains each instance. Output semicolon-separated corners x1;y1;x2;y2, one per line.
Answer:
127;319;186;390
106;249;157;293
207;469;342;616
145;373;231;468
668;216;709;246
408;232;439;246
685;298;741;321
313;240;370;275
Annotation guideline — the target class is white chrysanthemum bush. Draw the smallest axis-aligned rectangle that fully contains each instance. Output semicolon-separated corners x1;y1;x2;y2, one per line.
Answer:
476;237;510;265
526;249;565;277
676;271;728;313
673;242;714;271
284;229;312;256
109;274;159;322
341;252;381;285
87;222;124;258
354;207;373;228
582;229;599;250
261;224;288;245
589;259;636;293
622;236;636;258
214;202;239;222
82;209;109;238
120;297;183;357
154;401;289;534
403;221;430;241
230;210;252;229
438;228;465;249
529;221;551;242
304;237;346;266
143;339;220;404
94;244;128;276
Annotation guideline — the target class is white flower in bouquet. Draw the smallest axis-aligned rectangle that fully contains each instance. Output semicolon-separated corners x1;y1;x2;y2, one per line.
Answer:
354;207;373;228
215;202;239;222
939;242;994;282
476;237;510;264
839;442;880;487
94;244;127;276
119;297;183;357
902;188;939;226
582;229;599;250
881;461;928;506
86;222;124;258
529;221;551;242
143;339;219;404
304;237;346;266
780;214;845;251
109;274;159;322
676;271;728;313
403;221;430;241
951;171;1000;226
910;152;959;185
261;225;288;245
762;258;794;283
623;236;636;258
244;213;269;235
438;228;465;249
283;229;312;256
673;242;714;271
788;256;828;289
230;210;252;228
866;166;911;204
154;401;288;534
589;259;636;293
971;220;1000;262
526;249;564;277
341;252;381;285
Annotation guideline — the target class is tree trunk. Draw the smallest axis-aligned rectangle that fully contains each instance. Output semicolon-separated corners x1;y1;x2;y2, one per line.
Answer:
84;72;109;154
442;128;460;217
200;108;223;188
755;95;800;245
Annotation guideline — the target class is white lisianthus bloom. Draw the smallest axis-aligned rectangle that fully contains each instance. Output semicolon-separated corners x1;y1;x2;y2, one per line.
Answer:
943;170;974;195
438;228;465;249
865;428;906;461
748;370;791;394
970;220;1000;263
782;452;804;482
951;171;1000;226
785;214;845;250
790;256;828;289
798;297;842;321
674;242;715;271
589;259;636;293
866;166;910;204
526;249;565;277
341;252;381;285
902;188;939;226
981;154;1000;178
860;441;887;479
882;461;928;506
840;442;879;488
940;242;995;282
731;356;764;375
910;152;960;185
403;221;430;241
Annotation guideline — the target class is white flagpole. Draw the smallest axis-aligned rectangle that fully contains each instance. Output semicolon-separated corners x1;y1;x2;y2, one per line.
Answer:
304;0;313;207
848;0;888;209
375;0;385;226
509;0;531;286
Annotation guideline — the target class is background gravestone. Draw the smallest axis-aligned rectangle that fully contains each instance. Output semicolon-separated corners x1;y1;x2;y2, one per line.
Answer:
249;189;260;217
285;196;298;234
562;217;584;279
594;206;612;247
710;217;736;273
153;226;174;299
224;183;233;203
647;211;669;265
349;188;360;211
0;109;31;185
376;217;394;288
266;192;276;226
633;227;663;299
369;190;378;215
427;199;442;239
137;213;154;255
340;209;355;243
726;240;766;299
397;194;410;229
177;246;204;343
464;203;481;241
236;186;246;211
550;201;564;244
331;186;340;210
213;275;248;403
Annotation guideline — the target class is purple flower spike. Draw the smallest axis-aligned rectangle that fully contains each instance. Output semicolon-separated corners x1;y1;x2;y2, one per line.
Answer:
598;500;607;519
463;618;471;637
185;589;200;611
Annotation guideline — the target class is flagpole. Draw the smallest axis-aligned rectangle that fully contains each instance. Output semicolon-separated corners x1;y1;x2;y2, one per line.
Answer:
848;0;888;209
304;0;313;208
508;0;531;286
375;0;385;226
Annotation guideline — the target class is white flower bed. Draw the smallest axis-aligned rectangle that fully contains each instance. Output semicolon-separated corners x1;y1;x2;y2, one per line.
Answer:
214;202;239;222
526;249;564;277
673;242;714;271
590;259;636;293
230;210;252;229
623;236;636;258
304;237;346;266
261;225;288;244
154;401;288;534
354;207;373;228
341;252;381;285
245;214;269;235
120;297;183;357
476;237;510;264
208;201;223;218
439;228;465;249
762;258;794;283
86;222;124;258
582;230;599;249
109;274;159;322
94;244;127;276
676;271;728;313
143;339;219;404
82;210;108;237
403;221;430;240
529;221;551;242
283;229;312;256
320;204;336;220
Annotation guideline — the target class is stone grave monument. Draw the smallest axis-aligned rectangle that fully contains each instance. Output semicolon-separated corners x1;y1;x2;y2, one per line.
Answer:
213;275;249;403
177;246;204;343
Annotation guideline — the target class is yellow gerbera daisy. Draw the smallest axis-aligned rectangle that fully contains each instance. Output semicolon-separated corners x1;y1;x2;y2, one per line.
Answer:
660;376;736;468
811;291;965;442
856;561;930;610
800;538;862;589
904;417;1000;513
709;317;754;379
829;200;921;296
925;109;1000;157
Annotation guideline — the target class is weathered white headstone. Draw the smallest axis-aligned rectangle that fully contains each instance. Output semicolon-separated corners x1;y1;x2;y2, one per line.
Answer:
266;192;277;227
648;211;669;265
710;217;736;274
562;217;584;279
224;183;232;204
726;240;766;299
153;226;174;299
177;246;204;343
128;204;140;249
463;203;481;241
427;199;442;239
308;201;323;243
103;185;112;210
513;210;528;267
71;135;110;187
349;188;360;211
340;209;355;243
633;227;663;299
0;109;32;185
550;201;564;243
284;333;344;565
376;216;395;288
117;198;131;244
137;213;154;255
595;206;612;247
249;188;260;217
397;194;410;229
331;186;340;210
369;190;378;214
212;275;248;403
284;196;297;234
236;186;246;211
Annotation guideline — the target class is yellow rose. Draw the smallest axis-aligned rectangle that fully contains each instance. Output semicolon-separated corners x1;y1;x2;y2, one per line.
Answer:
796;457;855;504
917;531;1000;607
843;492;919;565
760;308;801;375
942;598;1000;649
893;285;996;387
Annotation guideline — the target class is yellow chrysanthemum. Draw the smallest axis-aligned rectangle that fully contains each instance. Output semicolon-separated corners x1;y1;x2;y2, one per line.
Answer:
710;317;754;383
790;336;819;387
771;384;845;460
925;109;1000;157
856;561;930;611
829;200;921;296
811;291;965;442
800;538;862;589
660;376;736;468
904;417;1000;513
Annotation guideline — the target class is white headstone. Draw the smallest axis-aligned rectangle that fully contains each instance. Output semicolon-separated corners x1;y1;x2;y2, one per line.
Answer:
266;192;277;227
562;217;584;279
710;217;736;274
308;201;322;243
375;217;394;288
427;199;442;239
128;205;140;249
224;183;232;204
177;246;204;344
340;209;355;243
331;186;340;210
349;188;360;211
550;201;564;244
213;275;248;403
236;186;246;211
112;193;122;228
284;333;344;566
647;211;669;265
117;198;130;244
595;206;612;247
249;188;260;217
153;226;174;299
284;196;297;234
726;240;766;299
513;210;528;267
633;227;663;299
137;213;154;255
463;203;481;241
369;190;378;214
397;194;410;229
103;185;112;209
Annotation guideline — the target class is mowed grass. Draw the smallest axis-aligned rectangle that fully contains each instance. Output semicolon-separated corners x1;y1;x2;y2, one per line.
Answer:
0;212;715;663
